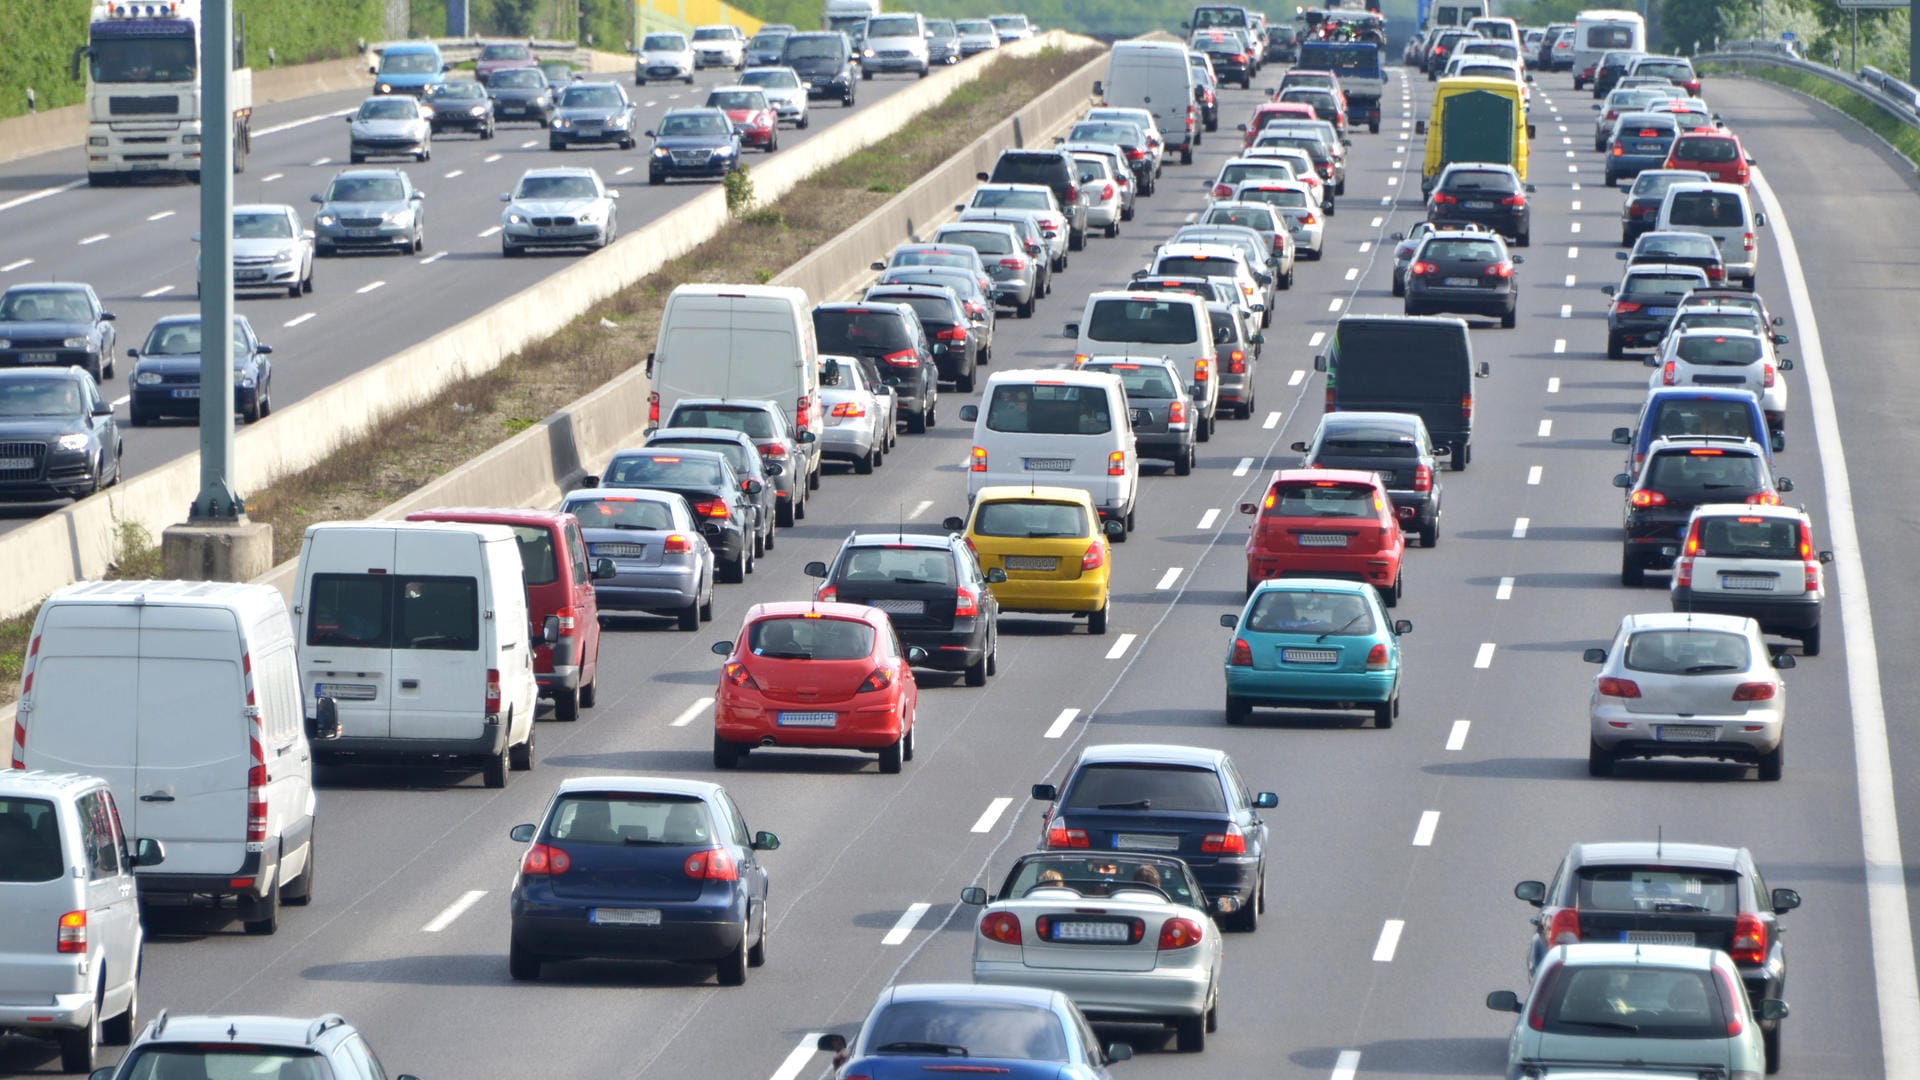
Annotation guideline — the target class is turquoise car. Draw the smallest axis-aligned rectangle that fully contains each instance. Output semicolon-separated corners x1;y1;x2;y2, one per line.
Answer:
1221;578;1411;728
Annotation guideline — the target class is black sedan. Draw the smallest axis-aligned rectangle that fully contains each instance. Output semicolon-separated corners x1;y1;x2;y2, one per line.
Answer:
127;314;273;425
1293;410;1444;547
805;531;1002;685
862;284;981;393
425;80;497;138
0;283;117;383
485;67;554;125
1427;164;1533;245
1618;230;1727;286
1403;230;1523;328
646;108;742;184
0;368;121;501
586;447;761;581
549;81;638;151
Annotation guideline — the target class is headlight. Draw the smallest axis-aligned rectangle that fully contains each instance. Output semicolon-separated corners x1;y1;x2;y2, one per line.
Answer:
381;211;409;224
317;213;338;226
608;115;630;127
379;82;393;93
134;371;162;385
507;211;526;224
863;48;876;57
553;117;571;129
419;106;435;119
652;146;670;157
235;370;255;388
576;208;600;224
469;105;486;117
714;145;736;157
56;433;91;452
88;136;107;147
536;94;550;106
63;337;89;349
182;133;200;145
271;249;295;263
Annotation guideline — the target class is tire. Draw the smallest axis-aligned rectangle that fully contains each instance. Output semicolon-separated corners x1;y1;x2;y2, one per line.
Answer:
1088;601;1109;635
678;599;700;631
1373;695;1395;729
1451;440;1470;471
1176;1014;1207;1052
776;498;795;528
102;966;137;1045
1392;273;1404;298
288;280;302;299
1801;623;1821;657
1620;550;1645;588
1501;305;1517;329
1369;118;1380;134
725;549;748;583
903;722;915;761
1016;296;1034;319
1588;737;1615;777
1223;879;1260;931
1225;695;1249;725
965;650;988;686
1381;573;1401;608
1419;519;1438;548
855;447;875;474
748;904;769;967
1180;146;1193;165
699;591;714;623
1604;173;1617;188
1197;412;1212;442
1516;229;1530;247
1757;740;1784;781
713;733;742;769
509;719;534;771
1175;446;1193;476
58;999;99;1073
483;739;509;789
1764;1022;1782;1074
879;735;904;774
1069;227;1085;252
553;684;581;721
242;885;279;935
243;396;261;424
282;838;316;905
1607;333;1625;359
1106;220;1119;238
717;928;749;985
906;407;928;434
766;133;778;153
349;152;365;164
508;938;542;981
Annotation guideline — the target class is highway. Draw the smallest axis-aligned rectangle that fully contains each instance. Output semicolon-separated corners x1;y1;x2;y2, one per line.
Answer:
0;61;958;531
2;53;1916;1080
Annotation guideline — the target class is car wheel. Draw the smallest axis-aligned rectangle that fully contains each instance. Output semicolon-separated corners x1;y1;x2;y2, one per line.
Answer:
1373;695;1395;729
724;547;747;583
509;721;534;771
1516;229;1530;247
1197;413;1211;442
1175;446;1193;476
57;995;99;1073
700;585;714;622
102;964;137;1045
1180;146;1193;165
550;138;565;151
1106;220;1119;238
1801;623;1820;657
1088;600;1109;635
1176;1014;1206;1053
748;904;769;967
483;737;509;788
678;598;700;631
1757;740;1784;781
242;396;262;424
776;498;795;528
965;651;988;686
1588;738;1616;777
553;683;581;721
716;926;750;986
1016;296;1034;318
799;113;810;129
349;152;365;164
1763;1021;1782;1073
878;734;905;774
712;733;742;769
1450;440;1470;470
1620;549;1645;587
1069;227;1085;252
906;407;927;434
1607;332;1625;359
1604;172;1617;188
1224;695;1249;725
288;279;302;298
508;938;542;981
855;447;875;474
1224;883;1259;931
242;884;279;935
1501;305;1517;329
1381;573;1401;608
957;368;975;393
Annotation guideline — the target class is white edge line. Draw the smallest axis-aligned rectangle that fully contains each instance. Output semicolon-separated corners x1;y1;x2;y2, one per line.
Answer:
768;1033;826;1080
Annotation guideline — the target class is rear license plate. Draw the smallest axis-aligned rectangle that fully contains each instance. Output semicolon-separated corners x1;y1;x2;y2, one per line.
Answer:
315;682;377;701
1443;276;1479;287
776;711;837;727
1113;833;1180;852
1133;408;1151;424
1465;199;1494;209
171;388;199;399
1024;457;1072;471
19;352;57;364
1048;919;1132;943
346;228;380;238
591;907;661;926
1297;533;1349;547
0;457;33;470
1657;725;1718;742
132;162;163;171
1003;555;1058;572
1647;306;1676;316
595;543;646;558
1622;930;1696;945
1720;573;1778;591
871;598;925;615
1282;648;1339;664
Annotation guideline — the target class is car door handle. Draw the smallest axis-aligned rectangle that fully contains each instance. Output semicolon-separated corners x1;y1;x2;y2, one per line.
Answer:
400;679;420;690
140;793;174;802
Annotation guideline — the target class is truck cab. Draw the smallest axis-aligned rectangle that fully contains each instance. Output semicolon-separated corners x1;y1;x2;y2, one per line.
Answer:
78;0;252;184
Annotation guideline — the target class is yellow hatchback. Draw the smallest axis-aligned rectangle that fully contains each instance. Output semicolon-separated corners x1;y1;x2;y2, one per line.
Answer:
945;485;1121;635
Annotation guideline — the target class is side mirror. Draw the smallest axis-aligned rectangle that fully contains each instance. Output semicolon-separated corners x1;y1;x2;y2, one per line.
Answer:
132;837;166;867
870;260;886;271
986;568;1007;583
1313;355;1327;372
310;697;342;741
1643;355;1660;368
1251;332;1265;344
1755;210;1768;226
591;557;616;581
1773;652;1797;670
1759;999;1789;1022
1615;250;1629;261
1393;619;1413;635
744;479;764;496
1600;284;1617;296
710;640;733;656
1746;155;1759;166
752;830;781;851
1103;519;1124;538
124;348;139;359
1613;473;1633;489
1219;613;1239;629
960;885;989;905
1776;477;1794;492
763;462;784;477
100;312;116;322
579;475;600;488
906;646;929;664
643;129;655;138
942;515;966;531
1476;361;1491;377
1778;357;1794;371
1063;321;1080;337
1389;231;1404;242
1486;990;1523;1014
500;193;511;202
1091;80;1103;96
1611;427;1631;445
1514;880;1546;905
1818;550;1834;564
816;1034;848;1054
1253;791;1279;809
1290;440;1309;453
958;404;979;422
256;344;273;355
541;615;561;645
1236;122;1249;132
1583;647;1608;663
1773;332;1791;345
1238;501;1257;515
803;560;829;578
1414;119;1427;134
344;115;355;124
1105;1043;1134;1064
953;203;967;213
1031;783;1058;802
509;823;537;843
1189;384;1206;400
1512;254;1525;265
975;171;990;182
369;64;379;75
412;191;425;201
1527;124;1537;139
310;193;324;204
1772;887;1802;913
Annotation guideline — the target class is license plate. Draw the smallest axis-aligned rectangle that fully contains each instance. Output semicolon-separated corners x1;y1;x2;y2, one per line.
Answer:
776;711;837;727
1282;647;1339;664
347;228;380;238
871;598;925;615
236;272;267;282
590;907;661;926
171;388;200;399
0;457;33;470
132;162;163;171
1297;533;1349;547
1443;276;1479;287
1024;457;1072;472
19;352;56;364
1003;555;1058;572
1720;573;1778;591
315;681;378;701
1465;199;1494;209
1647;306;1676;316
1133;408;1152;424
1047;919;1132;943
1622;930;1696;945
595;543;647;558
1113;833;1180;852
1657;725;1718;742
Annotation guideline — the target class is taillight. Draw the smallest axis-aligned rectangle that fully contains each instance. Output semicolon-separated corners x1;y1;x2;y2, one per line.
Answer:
760;441;788;458
1365;643;1389;671
1674;555;1694;588
882;348;917;367
521;842;571;876
1662;361;1677;386
1127;147;1145;160
485;668;502;716
1597;676;1642;698
647;390;659;424
699;499;732;520
662;534;693;555
1733;681;1778;702
830;401;866;418
1731;913;1767;965
1195;356;1212;382
1743;231;1755;252
858;666;896;693
1630;489;1667;507
1158;917;1204;950
1461;393;1473;422
1201;825;1247;854
1614;300;1643;314
723;660;759;689
1706;266;1725;280
1410;260;1437;276
1801;522;1819;591
1227;349;1245;373
999;255;1027;271
246;727;267;844
796;394;811;431
1168;399;1188;427
1413;465;1432;492
1186;105;1195;130
1611;144;1624;156
817;584;838;603
936;325;967;341
970;446;987;472
1046;821;1090;848
57;911;86;954
551;605;578;638
1214;182;1233;197
954;587;979;617
1763;364;1777;388
1486;262;1513;278
1430;192;1458;206
1546;907;1581;946
1081;543;1104;572
1501;194;1526;206
1101;182;1114;200
684;846;739;880
1747;491;1781;506
1108;450;1125;476
1301;212;1317;225
1629;203;1651;218
1716;965;1747;1037
980;911;1023;944
1230;637;1253;666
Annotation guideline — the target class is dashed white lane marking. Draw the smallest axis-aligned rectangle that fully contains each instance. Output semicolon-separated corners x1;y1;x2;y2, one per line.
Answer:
1344;267;1359;281
110;394;129;408
1370;216;1383;227
1105;633;1137;661
79;233;109;245
1378;196;1391;206
616;165;634;175
520;139;540;148
882;903;931;945
484;153;503;163
1572;182;1582;191
1197;508;1219;530
971;797;1013;834
262;172;284;182
1373;920;1405;962
1183;211;1197;223
422;889;487;932
1568;164;1578;173
1328;298;1343;312
1561;136;1572;145
419;251;448;265
355;280;386;294
1570;222;1582;233
1553;339;1567;354
1045;707;1080;739
644;100;658;108
1358;241;1372;253
670;697;713;727
1571;199;1582;211
444;169;464;179
141;285;172;298
1564;274;1576;288
310;156;331;166
1474;642;1496;668
1446;719;1471;750
769;1035;827;1080
1386;176;1399;186
1413;811;1440;847
1513;517;1530;539
1263;410;1282;428
480;225;503;237
1496;577;1515;600
1568;246;1580;259
1527;465;1543;485
1331;1050;1363;1080
1288;369;1305;387
1;258;33;272
1538;419;1553;437
1547;376;1561;392
1155;567;1182;590
1559;304;1572;318
1233;457;1253;477
668;93;681;100
909;499;933;519
283;312;316;328
1391;160;1402;168
147;210;175;222
0;180;85;215
1308;331;1325;348
1557;123;1568;132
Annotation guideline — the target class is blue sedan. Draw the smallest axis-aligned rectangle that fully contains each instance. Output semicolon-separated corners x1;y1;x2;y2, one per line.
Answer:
126;314;273;426
1222;578;1412;728
507;776;779;985
819;983;1132;1079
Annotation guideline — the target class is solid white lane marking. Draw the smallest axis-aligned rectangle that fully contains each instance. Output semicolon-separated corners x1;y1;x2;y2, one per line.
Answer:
479;225;503;237
1568;246;1580;259
1358;241;1371;253
670;697;713;727
1288;369;1305;387
882;903;931;945
1197;508;1219;530
1412;811;1440;847
261;172;284;182
147;210;175;222
78;233;109;245
1155;568;1182;590
484;153;504;163
1513;518;1529;539
1373;920;1405;962
141;285;172;298
1044;708;1079;739
1527;465;1543;485
616;166;634;175
1263;410;1281;429
0;180;86;215
909;499;933;519
0;258;33;272
1474;642;1496;668
1233;457;1253;477
419;251;447;265
1105;634;1137;661
283;312;316;328
422;889;487;932
971;797;1013;834
444;169;464;179
1331;1051;1362;1080
1328;297;1343;311
1496;577;1515;600
1547;376;1561;392
1308;331;1325;348
1559;304;1572;318
1553;339;1567;354
1537;419;1553;438
254;107;356;137
1369;215;1383;227
1344;267;1358;281
356;280;386;294
769;1035;827;1080
1446;719;1470;750
1752;167;1920;1067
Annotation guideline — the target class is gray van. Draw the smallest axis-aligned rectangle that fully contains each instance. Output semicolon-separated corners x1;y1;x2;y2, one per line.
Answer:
1314;314;1490;468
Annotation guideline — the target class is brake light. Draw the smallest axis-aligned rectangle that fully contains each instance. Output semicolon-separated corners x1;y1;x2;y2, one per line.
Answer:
1597;676;1642;698
1365;643;1389;671
954;587;980;618
246;715;267;844
724;661;759;689
1486;262;1513;278
1801;522;1819;591
970;446;987;472
761;441;788;458
57;911;85;954
817;583;838;603
1410;260;1437;276
647;390;659;424
1733;681;1777;702
485;668;502;716
1215;182;1233;197
1127;147;1145;160
1102;182;1114;200
796;394;812;431
1716;965;1747;1037
1638;128;1659;137
1081;543;1104;572
1230;637;1253;666
1227;349;1245;374
858;666;896;693
830;401;866;418
1731;912;1768;965
1662;361;1677;386
695;499;730;520
1413;464;1431;492
1195;356;1212;382
1168;399;1188;427
1158;917;1204;950
550;605;578;638
1431;192;1458;206
1615;300;1643;314
1046;821;1090;848
684;847;738;881
1108;450;1126;476
1763;363;1776;388
999;255;1028;270
936;326;967;342
1201;825;1247;854
882;348;918;368
1186;105;1196;130
1674;554;1694;588
1501;194;1526;207
1611;144;1624;156
1629;489;1667;507
1736;165;1749;183
1706;266;1725;281
1065;183;1078;203
662;534;693;555
521;842;571;876
1546;906;1581;946
1301;212;1317;225
1743;231;1755;252
980;911;1023;944
1629;203;1651;218
1461;393;1473;421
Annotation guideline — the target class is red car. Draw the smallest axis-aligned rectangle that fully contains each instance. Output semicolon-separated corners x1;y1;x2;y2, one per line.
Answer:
706;86;779;152
710;602;921;772
1238;469;1405;605
1241;101;1320;149
406;507;605;720
1664;130;1752;186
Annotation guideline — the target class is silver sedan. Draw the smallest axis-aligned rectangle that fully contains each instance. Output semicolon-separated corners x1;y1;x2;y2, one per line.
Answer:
198;204;314;299
559;488;715;630
347;95;432;163
740;66;809;128
817;354;886;473
500;166;620;255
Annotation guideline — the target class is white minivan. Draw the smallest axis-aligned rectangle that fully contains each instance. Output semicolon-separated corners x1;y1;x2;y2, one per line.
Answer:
1065;290;1218;440
294;521;541;789
1572;9;1646;89
13;580;321;937
647;283;824;492
1096;41;1198;164
1656;181;1765;289
959;369;1141;539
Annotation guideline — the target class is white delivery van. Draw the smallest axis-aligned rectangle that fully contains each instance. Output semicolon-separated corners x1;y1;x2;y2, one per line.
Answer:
13;580;319;936
1657;182;1765;288
293;521;540;789
959;369;1141;538
824;0;881;35
1096;42;1199;164
647;283;824;491
1065;290;1218;439
1572;9;1646;89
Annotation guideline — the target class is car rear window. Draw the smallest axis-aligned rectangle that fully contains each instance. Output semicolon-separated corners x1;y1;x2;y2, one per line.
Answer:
566;495;677;530
1154;256;1239;280
1203;206;1275;231
544;793;711;845
668;405;778;439
1062;763;1227;813
1637;234;1716;260
991;154;1067;186
868;294;954;324
836;546;955;585
508;525;560;586
117;1048;331;1080
864;1001;1067;1061
1221;163;1287;186
1245;589;1374;635
1624;628;1752;674
306;573;479;651
642;34;686;50
1576;865;1741;913
1244;187;1310;209
984;382;1113;435
1642;448;1764;500
1264;481;1380;518
1441;171;1517;193
935;229;1013;255
1088;363;1178;399
893;248;974;270
1676;336;1761;365
1694;515;1800;559
1006;855;1199;904
606;454;725;487
1538;965;1729;1039
0;797;62;882
1673;136;1738;162
1086;298;1200;345
815;309;915;351
973;189;1050;211
1321;428;1420;456
1622;273;1704;300
1420;238;1503;262
1666;191;1748;228
1646;400;1759;440
747;616;875;660
975;500;1089;539
652;438;751;475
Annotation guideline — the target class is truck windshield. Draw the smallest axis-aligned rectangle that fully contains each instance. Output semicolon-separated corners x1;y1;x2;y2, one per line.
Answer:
89;37;196;83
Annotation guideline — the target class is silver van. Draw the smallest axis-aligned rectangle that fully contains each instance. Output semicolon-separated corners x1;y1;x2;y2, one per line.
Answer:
1657;182;1765;290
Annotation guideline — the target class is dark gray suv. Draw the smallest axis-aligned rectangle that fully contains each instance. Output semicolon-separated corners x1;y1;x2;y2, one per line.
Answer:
983;149;1089;251
813;302;939;434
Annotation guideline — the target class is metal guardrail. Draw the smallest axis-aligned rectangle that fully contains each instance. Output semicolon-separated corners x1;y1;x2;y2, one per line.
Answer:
1702;39;1920;134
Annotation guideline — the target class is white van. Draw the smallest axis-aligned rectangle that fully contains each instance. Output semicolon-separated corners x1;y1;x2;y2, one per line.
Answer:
13;580;319;936
1656;181;1765;288
1096;42;1198;164
1065;290;1218;439
294;521;540;789
1466;16;1519;42
1572;9;1646;89
959;369;1141;538
647;283;824;491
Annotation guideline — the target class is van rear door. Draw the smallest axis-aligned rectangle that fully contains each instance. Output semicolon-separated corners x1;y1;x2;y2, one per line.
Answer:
659;295;805;425
300;528;397;740
392;530;488;741
132;604;248;876
23;603;142;835
1330;321;1473;442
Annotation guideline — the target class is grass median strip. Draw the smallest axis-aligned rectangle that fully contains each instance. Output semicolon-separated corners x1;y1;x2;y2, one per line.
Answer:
0;45;1093;707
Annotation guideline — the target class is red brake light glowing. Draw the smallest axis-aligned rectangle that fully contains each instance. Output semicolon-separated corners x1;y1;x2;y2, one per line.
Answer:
1731;913;1767;965
1200;826;1247;854
56;911;86;954
1046;822;1090;848
684;847;738;881
521;842;571;876
724;660;759;689
858;666;896;693
980;911;1023;944
1230;637;1253;666
970;446;987;472
1596;676;1642;698
1630;490;1667;507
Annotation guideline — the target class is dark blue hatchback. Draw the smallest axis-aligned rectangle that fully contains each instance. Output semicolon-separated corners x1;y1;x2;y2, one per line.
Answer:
126;314;273;426
508;776;779;984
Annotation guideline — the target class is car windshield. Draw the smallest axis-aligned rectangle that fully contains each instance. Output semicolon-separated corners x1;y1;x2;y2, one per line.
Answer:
1265;482;1379;518
481;44;530;61
1692;514;1800;559
0;290;90;322
490;68;545;88
643;34;687;50
326;176;404;202
544;793;712;846
659;113;729;136
836;546;955;586
380;52;439;74
958;19;994;34
1577;865;1742;913
359;98;416;119
0;378;84;417
974;499;1089;539
1642;449;1765;500
748;616;875;660
865;1000;1065;1060
708;90;766;110
928;20;956;35
541;63;574;80
743;69;799;88
1005;855;1199;904
561;86;623;109
868;16;919;36
693;27;734;41
434;82;485;99
1245;589;1375;634
984;382;1112;435
565;495;677;530
605;454;725;487
989;15;1029;30
1087;298;1198;345
516;175;598;199
1622;274;1705;301
1638;61;1691;79
1062;763;1227;813
117;1048;333;1080
785;37;842;60
669;405;777;439
1625;627;1752;674
1677;335;1761;366
938;229;1013;255
141;320;249;356
974;189;1051;211
1538;964;1729;1039
1088;363;1178;399
1461;64;1516;79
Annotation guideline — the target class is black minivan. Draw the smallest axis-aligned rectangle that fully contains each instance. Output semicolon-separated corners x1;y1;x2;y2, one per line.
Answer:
1314;314;1489;469
782;32;856;106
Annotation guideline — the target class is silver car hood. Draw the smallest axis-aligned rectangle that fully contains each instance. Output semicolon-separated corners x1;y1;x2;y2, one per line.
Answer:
231;237;300;258
508;198;606;217
642;49;692;64
351;117;424;136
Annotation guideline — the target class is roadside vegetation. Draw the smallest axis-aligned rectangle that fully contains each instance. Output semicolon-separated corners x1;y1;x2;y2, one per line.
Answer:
1705;62;1920;166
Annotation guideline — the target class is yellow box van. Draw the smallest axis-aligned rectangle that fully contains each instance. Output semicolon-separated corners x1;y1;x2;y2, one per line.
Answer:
1417;76;1533;194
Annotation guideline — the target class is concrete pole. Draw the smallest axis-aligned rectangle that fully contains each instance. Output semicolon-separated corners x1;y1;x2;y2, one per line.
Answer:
195;0;239;521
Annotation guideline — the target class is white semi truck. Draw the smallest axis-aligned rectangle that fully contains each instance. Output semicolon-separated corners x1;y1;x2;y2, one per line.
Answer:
75;0;252;185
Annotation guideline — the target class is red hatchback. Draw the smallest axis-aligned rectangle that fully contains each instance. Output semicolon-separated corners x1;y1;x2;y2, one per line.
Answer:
1664;130;1752;186
710;602;922;773
1238;469;1406;605
1241;101;1319;149
706;86;778;152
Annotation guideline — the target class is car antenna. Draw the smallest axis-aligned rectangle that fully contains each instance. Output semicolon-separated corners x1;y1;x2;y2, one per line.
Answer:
1656;824;1663;858
900;502;906;544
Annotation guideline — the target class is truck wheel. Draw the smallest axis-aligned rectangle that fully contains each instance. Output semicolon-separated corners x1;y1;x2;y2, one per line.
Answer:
1369;118;1380;134
282;838;316;905
242;885;279;935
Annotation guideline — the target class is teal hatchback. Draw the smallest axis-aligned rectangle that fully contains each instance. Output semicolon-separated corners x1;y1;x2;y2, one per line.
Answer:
1221;578;1411;727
